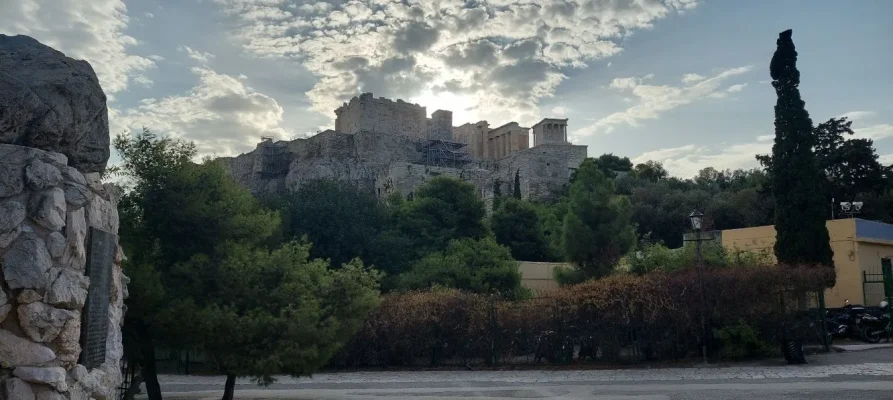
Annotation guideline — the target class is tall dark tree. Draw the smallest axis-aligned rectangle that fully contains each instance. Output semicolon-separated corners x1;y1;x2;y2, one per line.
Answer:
492;198;556;261
768;29;833;268
591;153;633;178
758;116;890;203
813;117;889;201
513;169;523;199
275;180;385;267
559;159;636;283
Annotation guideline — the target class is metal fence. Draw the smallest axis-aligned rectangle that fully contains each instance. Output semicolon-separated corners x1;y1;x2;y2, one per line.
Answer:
139;292;831;374
328;292;829;368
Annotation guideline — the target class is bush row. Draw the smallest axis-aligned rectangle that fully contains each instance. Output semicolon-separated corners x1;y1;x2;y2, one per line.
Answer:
330;265;831;367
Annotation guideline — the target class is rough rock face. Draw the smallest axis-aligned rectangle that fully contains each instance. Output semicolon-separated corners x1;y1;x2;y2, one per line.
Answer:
0;35;110;172
0;144;126;400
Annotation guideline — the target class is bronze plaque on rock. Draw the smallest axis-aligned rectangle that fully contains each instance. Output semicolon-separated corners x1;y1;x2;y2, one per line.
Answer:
79;227;116;369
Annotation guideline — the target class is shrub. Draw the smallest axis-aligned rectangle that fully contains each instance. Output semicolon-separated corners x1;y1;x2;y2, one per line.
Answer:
714;320;776;359
333;264;831;367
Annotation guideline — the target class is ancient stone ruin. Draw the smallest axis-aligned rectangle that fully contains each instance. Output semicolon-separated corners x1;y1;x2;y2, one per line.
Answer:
221;93;588;205
0;35;127;400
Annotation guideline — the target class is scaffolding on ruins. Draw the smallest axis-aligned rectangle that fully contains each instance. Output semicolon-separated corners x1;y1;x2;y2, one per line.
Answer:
419;139;471;168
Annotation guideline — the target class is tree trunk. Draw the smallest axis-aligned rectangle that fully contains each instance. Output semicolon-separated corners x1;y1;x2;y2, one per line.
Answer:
123;366;144;400
137;323;164;400
222;374;237;400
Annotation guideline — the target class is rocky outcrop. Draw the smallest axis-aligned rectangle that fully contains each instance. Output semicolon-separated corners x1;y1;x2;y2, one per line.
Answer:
14;366;69;392
0;37;126;400
0;35;110;172
0;330;57;367
2;233;52;290
0;144;125;400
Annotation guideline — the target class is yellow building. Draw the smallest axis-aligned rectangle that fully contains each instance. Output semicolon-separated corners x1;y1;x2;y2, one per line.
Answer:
518;261;563;291
721;218;893;307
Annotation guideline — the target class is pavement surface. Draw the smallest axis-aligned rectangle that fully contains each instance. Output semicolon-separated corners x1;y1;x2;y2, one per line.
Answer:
140;348;893;400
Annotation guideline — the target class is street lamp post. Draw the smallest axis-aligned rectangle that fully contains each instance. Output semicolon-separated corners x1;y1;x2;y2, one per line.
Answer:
688;210;708;364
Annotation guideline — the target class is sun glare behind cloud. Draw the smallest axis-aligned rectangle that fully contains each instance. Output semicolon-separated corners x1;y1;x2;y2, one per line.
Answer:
410;90;480;126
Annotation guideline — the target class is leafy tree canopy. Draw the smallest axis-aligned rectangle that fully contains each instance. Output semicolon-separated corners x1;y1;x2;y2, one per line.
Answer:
492;198;558;262
398;237;522;296
559;158;636;283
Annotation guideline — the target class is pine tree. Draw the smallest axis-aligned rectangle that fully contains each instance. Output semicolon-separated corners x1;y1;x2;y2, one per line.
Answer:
769;29;834;268
559;159;636;283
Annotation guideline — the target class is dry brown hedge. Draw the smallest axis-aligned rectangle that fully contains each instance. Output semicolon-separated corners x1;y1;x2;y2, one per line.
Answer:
330;265;831;367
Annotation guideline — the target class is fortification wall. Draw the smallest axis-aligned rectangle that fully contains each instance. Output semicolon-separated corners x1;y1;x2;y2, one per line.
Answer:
334;93;428;139
493;144;588;201
452;122;488;160
0;145;126;400
427;110;453;141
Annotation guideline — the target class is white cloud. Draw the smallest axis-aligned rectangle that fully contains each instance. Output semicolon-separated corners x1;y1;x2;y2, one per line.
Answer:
756;134;774;142
111;67;290;157
551;106;570;116
148;55;165;62
853;124;893;141
573;66;752;138
634;139;770;178
144;12;154;18
0;0;155;95
839;110;876;121
211;0;701;124
179;45;216;65
681;73;705;84
879;154;893;166
727;83;747;93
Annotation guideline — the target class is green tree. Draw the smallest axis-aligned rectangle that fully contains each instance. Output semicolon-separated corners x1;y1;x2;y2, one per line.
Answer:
626;240;772;275
276;180;385;267
398;237;521;295
513;169;522;199
559;159;636;283
768;29;834;268
632;160;668;182
156;242;379;400
758;117;890;205
492;198;556;261
591;153;633;178
396;176;487;253
115;131;377;400
115;129;197;400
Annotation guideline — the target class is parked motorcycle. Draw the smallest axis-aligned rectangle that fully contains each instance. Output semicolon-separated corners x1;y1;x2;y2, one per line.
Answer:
825;300;867;340
856;300;891;344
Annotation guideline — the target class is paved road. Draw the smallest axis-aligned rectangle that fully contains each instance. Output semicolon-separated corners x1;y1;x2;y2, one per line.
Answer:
142;349;893;399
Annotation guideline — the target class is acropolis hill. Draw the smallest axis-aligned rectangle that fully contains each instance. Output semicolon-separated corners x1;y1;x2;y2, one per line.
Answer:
219;93;588;205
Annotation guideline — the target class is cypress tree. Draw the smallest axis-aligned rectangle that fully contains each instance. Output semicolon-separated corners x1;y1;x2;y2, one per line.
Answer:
769;29;834;269
513;169;522;199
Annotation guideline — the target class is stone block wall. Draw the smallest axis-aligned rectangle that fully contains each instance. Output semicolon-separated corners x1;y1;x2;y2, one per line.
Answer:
493;144;588;201
0;144;126;400
452;121;489;160
334;93;428;139
427;110;453;141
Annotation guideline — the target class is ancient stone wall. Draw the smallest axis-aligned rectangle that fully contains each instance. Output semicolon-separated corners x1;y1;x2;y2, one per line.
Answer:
487;122;530;160
452;122;489;160
493;143;588;201
334;93;428;139
532;118;569;146
218;130;422;196
1;35;126;400
0;145;126;400
220;130;588;207
426;110;453;141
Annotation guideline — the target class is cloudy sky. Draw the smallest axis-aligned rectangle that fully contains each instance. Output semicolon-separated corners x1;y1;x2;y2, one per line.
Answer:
1;0;891;177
